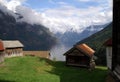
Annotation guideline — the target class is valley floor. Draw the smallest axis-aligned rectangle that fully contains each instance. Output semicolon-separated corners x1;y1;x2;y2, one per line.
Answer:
0;56;108;82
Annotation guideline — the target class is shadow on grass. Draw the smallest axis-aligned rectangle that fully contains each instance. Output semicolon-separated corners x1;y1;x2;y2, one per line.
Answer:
39;58;108;82
0;80;15;82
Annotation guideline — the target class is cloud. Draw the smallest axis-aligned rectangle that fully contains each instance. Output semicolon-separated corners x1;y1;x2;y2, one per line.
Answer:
57;2;68;5
77;0;92;2
0;1;17;18
7;0;21;11
50;44;70;61
0;0;26;12
41;5;112;33
0;0;112;34
48;0;55;4
16;4;112;33
0;0;7;5
15;6;44;24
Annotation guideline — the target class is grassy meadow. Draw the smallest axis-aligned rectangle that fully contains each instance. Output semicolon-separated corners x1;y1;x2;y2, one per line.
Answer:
0;56;108;82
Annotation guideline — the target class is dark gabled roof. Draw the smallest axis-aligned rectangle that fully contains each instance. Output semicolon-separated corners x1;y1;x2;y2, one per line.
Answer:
0;40;4;51
63;43;95;57
63;47;75;55
103;38;112;46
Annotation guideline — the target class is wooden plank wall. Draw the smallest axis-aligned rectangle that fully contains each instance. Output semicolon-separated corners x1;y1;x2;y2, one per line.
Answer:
23;51;50;59
0;52;4;63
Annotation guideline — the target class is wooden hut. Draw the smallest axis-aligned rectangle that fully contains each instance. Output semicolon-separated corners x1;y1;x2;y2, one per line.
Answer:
63;43;95;68
23;51;51;59
0;40;5;62
3;40;24;57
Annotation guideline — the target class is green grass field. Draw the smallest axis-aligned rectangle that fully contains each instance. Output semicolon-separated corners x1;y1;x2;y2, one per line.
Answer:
0;56;108;82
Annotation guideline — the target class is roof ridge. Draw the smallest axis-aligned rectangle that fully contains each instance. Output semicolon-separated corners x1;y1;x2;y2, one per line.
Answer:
75;43;95;56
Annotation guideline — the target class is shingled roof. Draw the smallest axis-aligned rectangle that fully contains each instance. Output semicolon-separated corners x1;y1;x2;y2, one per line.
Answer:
64;43;95;57
3;40;24;48
75;44;95;56
0;40;4;51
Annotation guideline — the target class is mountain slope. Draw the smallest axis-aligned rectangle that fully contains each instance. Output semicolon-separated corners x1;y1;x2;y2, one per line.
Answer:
55;23;110;47
76;23;112;46
76;23;112;65
0;7;57;50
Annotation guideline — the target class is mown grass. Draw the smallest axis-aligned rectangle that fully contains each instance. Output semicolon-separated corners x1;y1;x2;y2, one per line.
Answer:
0;56;108;82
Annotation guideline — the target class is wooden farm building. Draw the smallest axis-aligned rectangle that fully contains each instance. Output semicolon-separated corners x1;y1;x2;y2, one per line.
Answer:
0;40;5;63
23;51;51;59
104;38;112;70
105;38;120;82
3;40;24;57
63;43;95;68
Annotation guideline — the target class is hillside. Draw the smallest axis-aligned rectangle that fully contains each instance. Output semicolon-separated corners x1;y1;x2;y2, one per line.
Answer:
0;6;57;50
0;56;107;82
76;23;112;65
55;23;110;47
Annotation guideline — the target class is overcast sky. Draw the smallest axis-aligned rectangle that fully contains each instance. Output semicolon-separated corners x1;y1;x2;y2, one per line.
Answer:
0;0;112;33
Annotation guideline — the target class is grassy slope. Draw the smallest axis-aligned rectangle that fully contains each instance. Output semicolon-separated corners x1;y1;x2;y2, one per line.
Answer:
0;56;108;82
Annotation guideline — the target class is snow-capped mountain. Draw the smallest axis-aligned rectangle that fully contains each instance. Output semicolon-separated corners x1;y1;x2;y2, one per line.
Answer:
55;23;110;47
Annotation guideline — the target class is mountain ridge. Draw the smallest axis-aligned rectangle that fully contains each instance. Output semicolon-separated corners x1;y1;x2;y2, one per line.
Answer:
55;22;111;47
0;7;57;50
